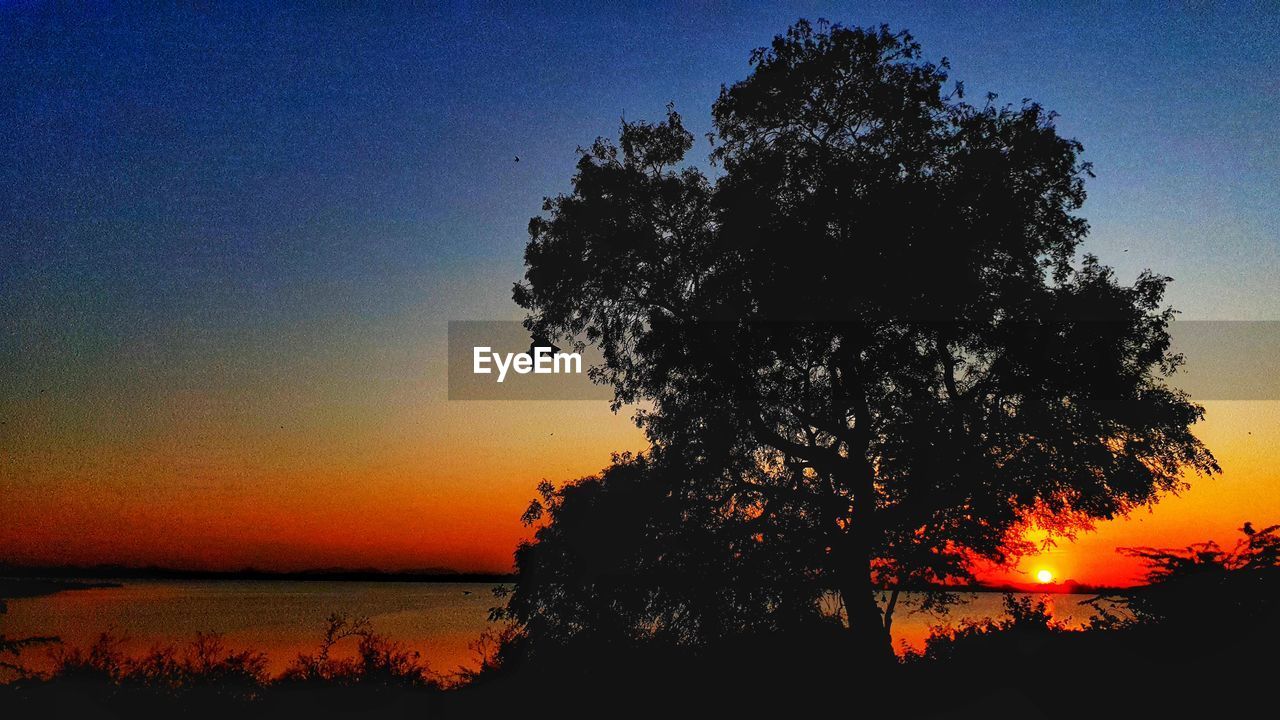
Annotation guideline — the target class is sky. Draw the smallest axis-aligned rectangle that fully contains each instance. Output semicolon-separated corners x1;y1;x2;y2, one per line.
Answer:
2;1;1278;583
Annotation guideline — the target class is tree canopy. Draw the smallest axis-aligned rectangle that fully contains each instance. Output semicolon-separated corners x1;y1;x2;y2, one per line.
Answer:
511;20;1218;659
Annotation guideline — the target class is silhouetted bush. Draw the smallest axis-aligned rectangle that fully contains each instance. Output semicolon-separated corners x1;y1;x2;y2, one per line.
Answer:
909;594;1069;664
45;632;269;700
1090;522;1280;633
491;452;830;669
0;632;58;682
280;613;435;688
0;614;444;718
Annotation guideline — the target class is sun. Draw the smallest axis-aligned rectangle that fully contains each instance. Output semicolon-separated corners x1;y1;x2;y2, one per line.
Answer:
1035;569;1054;584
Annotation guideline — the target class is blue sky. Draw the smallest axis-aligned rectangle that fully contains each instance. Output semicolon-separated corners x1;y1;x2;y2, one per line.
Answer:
4;3;1277;379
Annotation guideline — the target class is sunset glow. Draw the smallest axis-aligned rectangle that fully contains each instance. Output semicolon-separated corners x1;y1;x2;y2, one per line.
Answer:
2;3;1277;591
3;6;1280;717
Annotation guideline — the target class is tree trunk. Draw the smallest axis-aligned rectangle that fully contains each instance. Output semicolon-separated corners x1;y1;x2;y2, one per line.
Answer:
841;581;894;665
838;445;895;665
838;534;895;666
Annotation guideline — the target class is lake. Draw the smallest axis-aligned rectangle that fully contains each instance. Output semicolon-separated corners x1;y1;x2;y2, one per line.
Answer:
1;580;1104;677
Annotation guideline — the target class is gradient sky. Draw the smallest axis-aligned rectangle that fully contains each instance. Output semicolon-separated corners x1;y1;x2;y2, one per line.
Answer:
2;2;1278;583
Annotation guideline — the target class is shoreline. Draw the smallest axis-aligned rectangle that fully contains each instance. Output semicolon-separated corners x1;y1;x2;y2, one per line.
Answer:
0;566;515;585
0;577;123;601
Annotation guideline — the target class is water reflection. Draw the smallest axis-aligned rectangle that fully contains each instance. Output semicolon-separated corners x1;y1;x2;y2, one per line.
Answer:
3;581;1107;676
2;580;502;676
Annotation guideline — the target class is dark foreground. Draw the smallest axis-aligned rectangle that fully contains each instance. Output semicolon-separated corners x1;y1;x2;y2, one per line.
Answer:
2;596;1274;720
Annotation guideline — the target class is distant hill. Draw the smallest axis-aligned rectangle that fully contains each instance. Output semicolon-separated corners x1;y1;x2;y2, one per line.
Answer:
974;578;1124;594
0;563;513;584
0;576;122;600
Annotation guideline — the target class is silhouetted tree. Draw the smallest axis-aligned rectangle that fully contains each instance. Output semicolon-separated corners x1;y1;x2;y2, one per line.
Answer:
513;20;1218;661
1094;522;1280;630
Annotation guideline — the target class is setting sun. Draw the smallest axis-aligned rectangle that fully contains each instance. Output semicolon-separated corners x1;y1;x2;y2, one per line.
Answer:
1036;569;1055;584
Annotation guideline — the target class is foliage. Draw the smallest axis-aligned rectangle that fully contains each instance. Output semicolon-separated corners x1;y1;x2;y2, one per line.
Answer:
0;614;441;716
513;18;1218;655
1090;522;1280;628
911;594;1066;663
455;623;523;682
0;633;57;682
48;632;269;695
492;452;832;661
281;613;435;687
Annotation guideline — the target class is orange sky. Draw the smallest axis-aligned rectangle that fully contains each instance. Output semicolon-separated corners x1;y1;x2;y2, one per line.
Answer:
1;370;648;574
987;400;1280;586
3;344;1276;586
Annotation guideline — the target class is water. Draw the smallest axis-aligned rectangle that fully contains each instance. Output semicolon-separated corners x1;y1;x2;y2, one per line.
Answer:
873;590;1102;653
1;580;1104;677
1;580;506;677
